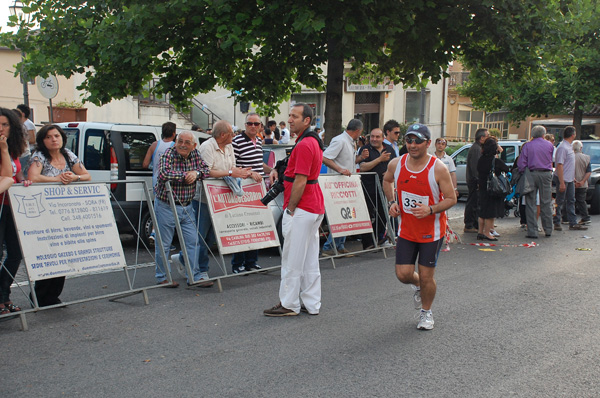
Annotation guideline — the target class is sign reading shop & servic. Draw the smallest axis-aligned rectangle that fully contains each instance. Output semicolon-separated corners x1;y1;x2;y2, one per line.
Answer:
204;179;279;254
9;184;126;281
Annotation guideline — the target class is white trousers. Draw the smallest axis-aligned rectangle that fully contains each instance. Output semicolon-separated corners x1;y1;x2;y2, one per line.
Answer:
279;208;324;314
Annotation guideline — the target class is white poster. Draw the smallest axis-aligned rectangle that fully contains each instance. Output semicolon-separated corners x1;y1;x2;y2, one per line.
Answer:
204;179;279;255
9;184;127;281
319;175;373;238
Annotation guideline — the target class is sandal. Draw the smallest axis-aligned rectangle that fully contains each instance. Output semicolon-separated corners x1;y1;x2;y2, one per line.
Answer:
4;302;21;312
0;304;9;315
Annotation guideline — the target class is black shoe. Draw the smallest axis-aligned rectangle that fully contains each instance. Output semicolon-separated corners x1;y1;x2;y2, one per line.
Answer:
525;235;538;239
246;264;262;271
476;233;485;240
232;265;246;274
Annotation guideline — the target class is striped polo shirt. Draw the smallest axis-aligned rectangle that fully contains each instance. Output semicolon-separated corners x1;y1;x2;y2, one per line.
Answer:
232;132;264;175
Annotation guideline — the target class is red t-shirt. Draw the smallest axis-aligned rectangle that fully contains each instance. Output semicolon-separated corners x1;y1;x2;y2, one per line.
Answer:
283;132;324;214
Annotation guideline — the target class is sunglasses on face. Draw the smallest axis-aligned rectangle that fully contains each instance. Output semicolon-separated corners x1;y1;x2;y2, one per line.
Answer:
405;136;426;144
245;122;261;127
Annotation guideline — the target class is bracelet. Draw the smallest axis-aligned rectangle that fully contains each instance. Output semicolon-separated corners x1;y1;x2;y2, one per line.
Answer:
387;200;396;209
429;205;433;215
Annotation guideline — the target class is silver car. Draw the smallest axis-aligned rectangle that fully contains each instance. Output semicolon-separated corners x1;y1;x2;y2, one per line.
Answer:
451;140;524;197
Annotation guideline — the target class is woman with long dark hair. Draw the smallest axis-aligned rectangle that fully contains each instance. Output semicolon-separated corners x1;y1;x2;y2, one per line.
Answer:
28;124;90;306
477;136;509;241
0;108;28;315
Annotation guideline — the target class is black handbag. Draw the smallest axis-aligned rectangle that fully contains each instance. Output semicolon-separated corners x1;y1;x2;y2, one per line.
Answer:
487;157;512;198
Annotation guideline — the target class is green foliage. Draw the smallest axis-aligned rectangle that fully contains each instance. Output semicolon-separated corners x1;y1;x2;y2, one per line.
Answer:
55;100;84;108
0;0;553;134
444;143;465;156
488;128;501;138
458;0;600;131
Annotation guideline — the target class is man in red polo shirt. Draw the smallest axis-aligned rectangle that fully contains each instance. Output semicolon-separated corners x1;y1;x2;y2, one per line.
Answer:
264;103;325;316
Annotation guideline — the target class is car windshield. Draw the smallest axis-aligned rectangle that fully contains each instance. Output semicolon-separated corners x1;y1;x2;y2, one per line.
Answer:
581;142;600;168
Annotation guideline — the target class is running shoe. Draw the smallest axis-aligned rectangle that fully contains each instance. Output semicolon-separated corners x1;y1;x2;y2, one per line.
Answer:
411;284;422;310
417;310;434;330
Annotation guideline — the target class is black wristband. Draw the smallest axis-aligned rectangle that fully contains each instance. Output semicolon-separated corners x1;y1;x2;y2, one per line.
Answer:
429;205;433;215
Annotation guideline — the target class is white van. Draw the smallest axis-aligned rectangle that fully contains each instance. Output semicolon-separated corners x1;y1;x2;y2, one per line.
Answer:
56;122;210;244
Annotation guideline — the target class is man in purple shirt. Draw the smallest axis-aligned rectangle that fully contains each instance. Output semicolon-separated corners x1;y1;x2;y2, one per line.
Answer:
518;126;555;238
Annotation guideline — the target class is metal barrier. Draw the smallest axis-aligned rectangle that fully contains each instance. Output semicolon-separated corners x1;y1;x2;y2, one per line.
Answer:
0;180;174;330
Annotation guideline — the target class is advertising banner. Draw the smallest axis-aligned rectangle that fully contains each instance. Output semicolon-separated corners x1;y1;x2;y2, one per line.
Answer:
9;184;127;281
319;175;373;238
204;179;279;254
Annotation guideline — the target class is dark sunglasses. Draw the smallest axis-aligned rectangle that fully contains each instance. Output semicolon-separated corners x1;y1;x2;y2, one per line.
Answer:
405;136;426;144
245;122;261;127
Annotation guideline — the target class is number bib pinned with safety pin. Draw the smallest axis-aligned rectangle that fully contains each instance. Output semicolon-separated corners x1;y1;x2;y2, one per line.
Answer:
401;191;429;214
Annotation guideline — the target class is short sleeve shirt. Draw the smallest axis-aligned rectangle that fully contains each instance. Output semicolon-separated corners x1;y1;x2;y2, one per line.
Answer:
283;132;324;214
555;140;575;182
323;131;355;172
437;153;456;173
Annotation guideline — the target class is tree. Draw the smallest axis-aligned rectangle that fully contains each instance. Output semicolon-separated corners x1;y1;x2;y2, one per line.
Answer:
2;0;548;143
458;0;600;138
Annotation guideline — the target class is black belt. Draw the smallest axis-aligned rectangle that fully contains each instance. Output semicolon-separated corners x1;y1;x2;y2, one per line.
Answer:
283;176;319;184
160;198;192;207
530;169;552;172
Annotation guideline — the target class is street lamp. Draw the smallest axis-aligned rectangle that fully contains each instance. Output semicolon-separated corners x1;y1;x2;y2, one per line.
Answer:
8;0;30;108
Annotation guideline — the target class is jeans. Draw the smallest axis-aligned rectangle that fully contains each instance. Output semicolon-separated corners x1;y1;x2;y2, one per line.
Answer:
322;234;346;252
193;200;212;273
464;179;479;228
231;250;258;269
553;179;576;226
0;205;23;303
575;187;590;222
154;198;202;284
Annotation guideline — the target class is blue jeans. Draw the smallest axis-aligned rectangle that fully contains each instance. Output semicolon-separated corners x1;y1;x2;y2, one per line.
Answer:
193;200;212;273
322;234;346;251
231;250;258;269
154;198;201;284
553;179;576;226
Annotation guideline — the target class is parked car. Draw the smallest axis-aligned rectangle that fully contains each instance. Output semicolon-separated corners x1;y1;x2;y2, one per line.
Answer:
57;122;210;245
451;140;524;197
579;140;600;214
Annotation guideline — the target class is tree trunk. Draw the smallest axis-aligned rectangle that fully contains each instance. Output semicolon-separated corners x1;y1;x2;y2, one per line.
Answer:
324;36;343;146
572;100;583;139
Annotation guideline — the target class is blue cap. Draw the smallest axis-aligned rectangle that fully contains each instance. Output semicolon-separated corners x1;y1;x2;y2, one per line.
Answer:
406;124;431;140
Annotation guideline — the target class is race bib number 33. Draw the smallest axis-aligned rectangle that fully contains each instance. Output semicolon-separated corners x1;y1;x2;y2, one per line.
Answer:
401;191;429;214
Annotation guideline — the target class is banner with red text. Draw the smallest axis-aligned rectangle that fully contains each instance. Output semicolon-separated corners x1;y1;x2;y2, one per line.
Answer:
204;179;279;254
319;174;373;238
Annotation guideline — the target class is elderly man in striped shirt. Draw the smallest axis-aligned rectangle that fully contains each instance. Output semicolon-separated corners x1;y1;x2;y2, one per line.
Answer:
230;113;272;273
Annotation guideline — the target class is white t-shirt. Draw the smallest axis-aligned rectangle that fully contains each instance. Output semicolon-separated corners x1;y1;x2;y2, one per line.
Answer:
279;128;290;144
437;153;456;173
323;131;356;172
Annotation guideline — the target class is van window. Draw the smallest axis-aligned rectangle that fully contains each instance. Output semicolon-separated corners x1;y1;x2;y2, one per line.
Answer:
121;132;156;171
63;129;80;155
84;129;110;170
500;145;517;164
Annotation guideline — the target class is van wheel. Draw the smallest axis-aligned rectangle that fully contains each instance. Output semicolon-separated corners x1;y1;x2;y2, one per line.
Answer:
590;184;600;215
141;211;154;246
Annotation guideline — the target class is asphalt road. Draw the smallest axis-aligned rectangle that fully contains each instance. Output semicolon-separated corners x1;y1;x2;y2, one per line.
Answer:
2;201;600;397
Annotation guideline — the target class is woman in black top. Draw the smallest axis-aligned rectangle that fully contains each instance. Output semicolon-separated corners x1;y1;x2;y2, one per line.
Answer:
477;137;509;241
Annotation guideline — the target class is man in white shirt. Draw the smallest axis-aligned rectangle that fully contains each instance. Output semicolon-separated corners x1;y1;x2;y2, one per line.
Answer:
279;121;290;144
434;138;458;194
321;119;368;256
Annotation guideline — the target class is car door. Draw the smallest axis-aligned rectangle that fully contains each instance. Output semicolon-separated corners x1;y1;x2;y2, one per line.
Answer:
452;145;471;195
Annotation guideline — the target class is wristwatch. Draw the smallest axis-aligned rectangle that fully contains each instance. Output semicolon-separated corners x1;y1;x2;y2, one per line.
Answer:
285;208;294;216
195;170;200;180
228;170;233;176
387;200;397;209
